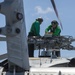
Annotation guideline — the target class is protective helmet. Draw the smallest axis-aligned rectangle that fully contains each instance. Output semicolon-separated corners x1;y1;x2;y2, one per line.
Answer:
36;17;43;22
51;20;58;25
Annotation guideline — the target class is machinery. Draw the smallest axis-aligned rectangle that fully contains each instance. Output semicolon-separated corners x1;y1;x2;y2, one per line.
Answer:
0;0;29;75
0;0;75;75
28;35;75;50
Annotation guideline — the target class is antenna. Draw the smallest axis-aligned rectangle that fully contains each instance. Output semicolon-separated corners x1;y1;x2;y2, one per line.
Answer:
51;0;63;30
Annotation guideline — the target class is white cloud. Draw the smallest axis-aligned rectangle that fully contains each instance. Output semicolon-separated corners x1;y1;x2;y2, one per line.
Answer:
35;6;54;14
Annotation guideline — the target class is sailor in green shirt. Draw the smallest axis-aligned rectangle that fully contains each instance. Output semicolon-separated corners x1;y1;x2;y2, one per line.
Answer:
28;17;43;36
28;17;43;57
45;20;61;36
45;20;61;57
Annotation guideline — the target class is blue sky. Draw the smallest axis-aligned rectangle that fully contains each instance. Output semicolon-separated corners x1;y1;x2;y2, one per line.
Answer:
0;0;75;58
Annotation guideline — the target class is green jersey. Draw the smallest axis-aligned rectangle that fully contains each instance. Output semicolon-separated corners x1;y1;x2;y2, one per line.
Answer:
29;21;40;36
45;25;61;36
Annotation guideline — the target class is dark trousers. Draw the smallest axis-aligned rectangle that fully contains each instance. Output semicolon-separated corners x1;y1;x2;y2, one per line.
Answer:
52;51;60;57
28;44;34;57
55;51;60;57
28;32;35;57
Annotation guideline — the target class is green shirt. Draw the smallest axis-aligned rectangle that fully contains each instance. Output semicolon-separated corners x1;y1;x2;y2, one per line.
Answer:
45;25;61;36
29;21;40;36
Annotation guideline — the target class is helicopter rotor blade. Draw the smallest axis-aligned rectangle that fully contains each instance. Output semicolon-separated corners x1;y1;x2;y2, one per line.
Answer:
51;0;63;30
